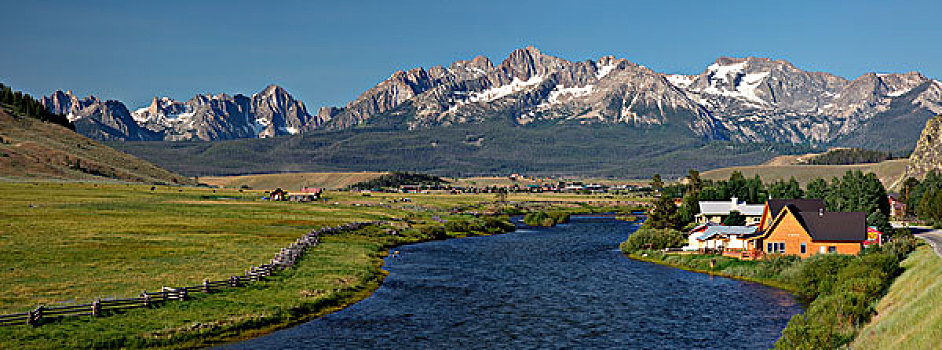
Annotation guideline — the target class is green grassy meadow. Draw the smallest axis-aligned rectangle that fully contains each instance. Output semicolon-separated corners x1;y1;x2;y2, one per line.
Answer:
0;181;638;348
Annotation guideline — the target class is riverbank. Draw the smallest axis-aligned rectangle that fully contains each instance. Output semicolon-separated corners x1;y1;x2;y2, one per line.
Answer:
621;233;921;349
623;252;799;293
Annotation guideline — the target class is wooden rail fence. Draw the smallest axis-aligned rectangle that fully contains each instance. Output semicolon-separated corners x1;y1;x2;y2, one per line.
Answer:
0;221;380;327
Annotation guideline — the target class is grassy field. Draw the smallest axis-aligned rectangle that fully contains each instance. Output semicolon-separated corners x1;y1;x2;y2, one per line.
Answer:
701;159;908;188
850;246;942;349
0;181;639;349
200;172;387;190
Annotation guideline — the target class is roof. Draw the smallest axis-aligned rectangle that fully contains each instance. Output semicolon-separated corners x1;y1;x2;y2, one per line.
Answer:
698;200;764;216
693;225;757;240
765;199;825;218
794;210;867;242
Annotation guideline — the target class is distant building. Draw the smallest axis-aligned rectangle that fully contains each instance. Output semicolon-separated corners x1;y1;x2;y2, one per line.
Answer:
696;197;764;224
888;195;906;218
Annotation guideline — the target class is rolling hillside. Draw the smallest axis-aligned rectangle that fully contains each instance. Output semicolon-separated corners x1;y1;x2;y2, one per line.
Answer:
0;108;194;184
701;157;908;188
200;172;386;190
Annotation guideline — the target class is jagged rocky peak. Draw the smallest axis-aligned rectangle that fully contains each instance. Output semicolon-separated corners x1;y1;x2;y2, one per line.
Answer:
496;46;571;82
42;90;156;141
685;56;848;113
448;55;494;78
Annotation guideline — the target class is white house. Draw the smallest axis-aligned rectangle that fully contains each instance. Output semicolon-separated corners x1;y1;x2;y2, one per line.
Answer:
696;197;764;225
685;225;757;251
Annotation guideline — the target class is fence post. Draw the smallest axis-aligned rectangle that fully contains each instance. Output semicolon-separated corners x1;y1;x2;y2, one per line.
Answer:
161;286;168;301
203;279;210;293
142;291;150;308
27;305;44;326
92;298;101;317
179;288;187;301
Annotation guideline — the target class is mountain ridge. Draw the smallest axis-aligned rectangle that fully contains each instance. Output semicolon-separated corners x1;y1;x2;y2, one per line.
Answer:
45;47;942;152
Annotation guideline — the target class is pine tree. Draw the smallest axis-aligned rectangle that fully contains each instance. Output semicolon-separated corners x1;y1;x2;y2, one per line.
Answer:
644;195;681;230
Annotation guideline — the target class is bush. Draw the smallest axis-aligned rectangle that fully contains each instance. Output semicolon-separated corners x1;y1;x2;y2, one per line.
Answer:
619;228;686;252
445;215;514;235
523;211;570;227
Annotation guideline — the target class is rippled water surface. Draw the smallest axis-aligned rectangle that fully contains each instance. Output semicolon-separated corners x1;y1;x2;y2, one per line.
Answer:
225;217;801;349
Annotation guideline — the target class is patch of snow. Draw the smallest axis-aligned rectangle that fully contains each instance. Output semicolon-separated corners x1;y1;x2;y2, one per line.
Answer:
282;126;299;135
169;111;195;120
596;62;617;79
66;112;81;122
546;84;594;104
699;71;770;104
887;88;911;97
706;61;747;82
467;75;544;103
667;75;695;88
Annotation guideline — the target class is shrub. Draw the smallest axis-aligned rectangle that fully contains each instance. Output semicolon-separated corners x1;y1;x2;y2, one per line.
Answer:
619;228;686;252
523;211;570;227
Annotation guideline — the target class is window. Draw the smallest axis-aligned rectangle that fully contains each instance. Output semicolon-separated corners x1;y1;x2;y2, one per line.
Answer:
828;246;837;253
779;243;785;253
767;242;773;252
800;243;806;254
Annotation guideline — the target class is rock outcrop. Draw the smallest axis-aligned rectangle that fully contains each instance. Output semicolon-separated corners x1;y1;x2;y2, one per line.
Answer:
904;114;942;179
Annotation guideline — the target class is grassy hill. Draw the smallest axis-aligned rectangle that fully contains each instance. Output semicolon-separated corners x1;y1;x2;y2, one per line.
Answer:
701;158;908;188
0;108;194;184
201;172;386;190
850;245;942;349
110;121;817;179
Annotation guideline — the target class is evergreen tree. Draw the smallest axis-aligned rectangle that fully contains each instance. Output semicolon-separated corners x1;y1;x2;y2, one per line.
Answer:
723;210;747;226
687;169;702;193
644;195;681;230
650;173;664;192
805;178;830;200
769;177;804;199
677;191;700;225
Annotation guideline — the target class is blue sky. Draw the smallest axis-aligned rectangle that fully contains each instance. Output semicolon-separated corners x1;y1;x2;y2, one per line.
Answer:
2;0;940;110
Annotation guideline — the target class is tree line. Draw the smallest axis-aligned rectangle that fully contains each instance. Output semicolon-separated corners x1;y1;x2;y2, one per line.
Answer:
800;148;893;165
0;82;74;130
901;171;942;226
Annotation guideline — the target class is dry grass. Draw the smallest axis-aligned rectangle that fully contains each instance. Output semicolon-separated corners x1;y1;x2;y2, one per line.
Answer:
701;159;908;188
0;109;193;185
200;172;386;190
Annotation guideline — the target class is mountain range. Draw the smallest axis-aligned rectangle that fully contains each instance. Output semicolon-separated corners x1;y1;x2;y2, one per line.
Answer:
43;46;942;153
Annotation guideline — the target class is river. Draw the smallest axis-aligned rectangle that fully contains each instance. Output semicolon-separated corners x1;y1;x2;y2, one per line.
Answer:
224;216;802;349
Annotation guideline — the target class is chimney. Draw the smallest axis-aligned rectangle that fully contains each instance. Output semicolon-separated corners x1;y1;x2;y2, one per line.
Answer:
731;197;738;205
818;208;824;216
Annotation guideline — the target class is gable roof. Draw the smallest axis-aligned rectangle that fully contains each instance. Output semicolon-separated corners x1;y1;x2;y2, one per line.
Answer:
750;204;867;243
765;199;825;219
794;210;867;242
698;200;764;216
